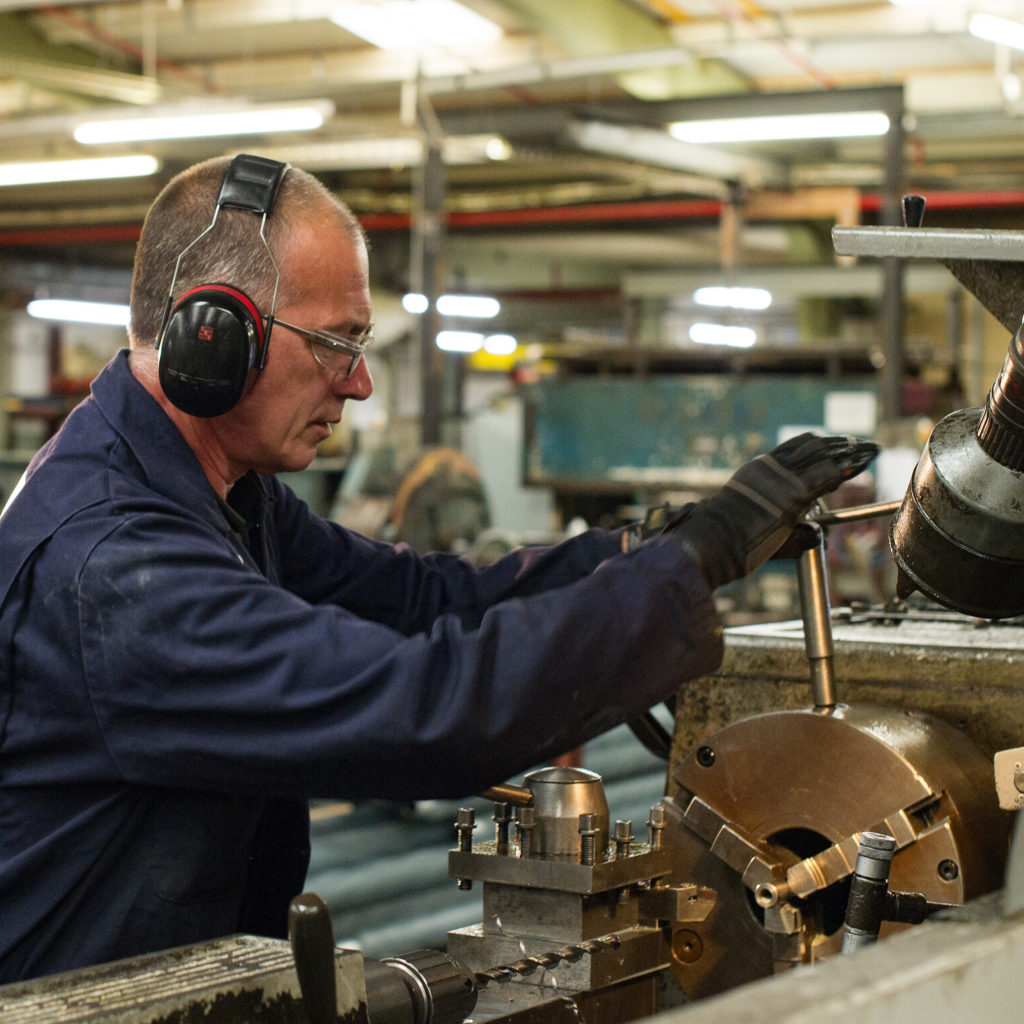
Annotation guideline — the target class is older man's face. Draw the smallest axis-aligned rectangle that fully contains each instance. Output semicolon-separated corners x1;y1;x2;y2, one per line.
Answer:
215;216;374;478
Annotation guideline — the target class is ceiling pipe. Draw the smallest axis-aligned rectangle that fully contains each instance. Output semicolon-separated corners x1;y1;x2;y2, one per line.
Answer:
701;0;838;89
565;118;777;192
33;2;217;95
6;187;1024;246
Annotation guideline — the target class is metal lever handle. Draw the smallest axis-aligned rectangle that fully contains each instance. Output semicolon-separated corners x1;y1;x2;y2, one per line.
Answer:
796;522;837;711
288;892;338;1024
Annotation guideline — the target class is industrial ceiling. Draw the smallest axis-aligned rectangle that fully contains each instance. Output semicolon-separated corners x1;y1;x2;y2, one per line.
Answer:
2;1;1024;331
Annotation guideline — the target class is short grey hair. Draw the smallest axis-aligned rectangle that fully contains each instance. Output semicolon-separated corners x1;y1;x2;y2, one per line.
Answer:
129;156;364;347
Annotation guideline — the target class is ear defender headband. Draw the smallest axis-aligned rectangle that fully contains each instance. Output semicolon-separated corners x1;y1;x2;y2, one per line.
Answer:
156;154;290;417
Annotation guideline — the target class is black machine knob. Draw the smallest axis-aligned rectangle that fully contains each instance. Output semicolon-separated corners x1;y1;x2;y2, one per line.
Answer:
288;892;339;1024
902;194;926;228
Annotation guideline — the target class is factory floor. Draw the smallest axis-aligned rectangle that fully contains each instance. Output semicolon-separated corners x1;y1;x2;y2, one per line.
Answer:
306;722;671;957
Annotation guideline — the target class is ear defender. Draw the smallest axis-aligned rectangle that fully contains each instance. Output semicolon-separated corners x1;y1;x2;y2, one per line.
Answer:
158;284;265;418
155;154;289;418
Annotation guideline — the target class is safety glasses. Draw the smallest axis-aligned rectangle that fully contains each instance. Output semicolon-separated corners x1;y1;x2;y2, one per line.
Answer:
271;317;374;375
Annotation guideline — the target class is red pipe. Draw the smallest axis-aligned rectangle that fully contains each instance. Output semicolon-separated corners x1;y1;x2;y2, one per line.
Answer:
5;189;1024;247
860;189;1024;212
0;224;142;246
358;199;723;231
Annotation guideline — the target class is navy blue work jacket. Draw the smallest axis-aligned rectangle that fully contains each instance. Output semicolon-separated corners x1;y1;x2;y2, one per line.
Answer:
0;350;722;981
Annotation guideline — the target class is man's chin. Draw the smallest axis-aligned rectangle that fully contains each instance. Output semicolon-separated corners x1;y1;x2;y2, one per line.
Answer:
266;447;319;476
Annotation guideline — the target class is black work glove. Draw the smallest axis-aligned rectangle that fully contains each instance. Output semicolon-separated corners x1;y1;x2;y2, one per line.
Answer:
664;432;879;590
621;501;694;551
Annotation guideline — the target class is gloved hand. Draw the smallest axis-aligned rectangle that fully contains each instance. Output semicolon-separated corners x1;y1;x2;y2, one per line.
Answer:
663;432;879;590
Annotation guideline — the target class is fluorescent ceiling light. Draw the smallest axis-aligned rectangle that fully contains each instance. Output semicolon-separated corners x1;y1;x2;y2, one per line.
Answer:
402;293;430;314
436;330;483;353
669;110;890;144
74;102;333;144
254;133;509;171
969;14;1024;52
405;293;501;317
0;155;158;187
27;299;130;326
331;0;502;50
689;323;756;349
436;294;500;318
484;333;517;355
694;286;772;311
485;137;513;161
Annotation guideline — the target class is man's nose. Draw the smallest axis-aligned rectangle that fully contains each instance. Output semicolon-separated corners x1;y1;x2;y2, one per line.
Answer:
333;357;373;400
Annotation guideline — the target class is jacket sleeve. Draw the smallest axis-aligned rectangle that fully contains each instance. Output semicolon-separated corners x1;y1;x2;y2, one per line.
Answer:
76;508;723;802
266;475;629;634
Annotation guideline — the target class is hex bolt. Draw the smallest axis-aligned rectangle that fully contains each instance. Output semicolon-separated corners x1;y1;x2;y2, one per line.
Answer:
516;806;537;859
578;812;599;866
647;805;666;851
938;859;960;881
492;801;512;853
455;807;476;890
614;819;634;859
696;746;716;767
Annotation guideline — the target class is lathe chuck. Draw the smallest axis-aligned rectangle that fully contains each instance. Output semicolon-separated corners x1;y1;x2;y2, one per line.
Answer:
660;703;1008;1000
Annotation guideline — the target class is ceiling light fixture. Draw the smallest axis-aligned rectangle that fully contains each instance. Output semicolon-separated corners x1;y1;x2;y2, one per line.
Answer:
693;286;772;311
484;333;517;355
436;294;500;318
668;110;890;144
0;154;159;187
74;101;334;144
436;330;484;353
27;299;130;326
404;293;501;317
689;323;756;349
402;293;430;314
969;13;1024;52
331;0;502;50
252;133;509;171
484;137;513;161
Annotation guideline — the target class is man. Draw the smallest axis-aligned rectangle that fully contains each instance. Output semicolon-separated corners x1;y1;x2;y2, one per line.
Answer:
0;154;876;981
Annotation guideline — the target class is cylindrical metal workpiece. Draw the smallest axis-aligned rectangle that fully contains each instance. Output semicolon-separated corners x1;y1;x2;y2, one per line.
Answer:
365;948;477;1024
889;402;1024;618
479;782;532;807
840;832;897;955
524;766;609;856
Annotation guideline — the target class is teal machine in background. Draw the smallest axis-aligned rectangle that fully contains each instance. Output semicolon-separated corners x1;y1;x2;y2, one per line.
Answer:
522;374;880;497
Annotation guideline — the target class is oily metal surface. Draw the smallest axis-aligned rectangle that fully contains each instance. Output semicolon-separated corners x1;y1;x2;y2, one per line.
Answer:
0;936;368;1024
661;704;1008;1002
670;613;1024;770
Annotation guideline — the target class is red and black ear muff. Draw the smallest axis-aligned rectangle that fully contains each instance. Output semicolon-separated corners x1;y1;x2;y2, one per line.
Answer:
157;284;269;418
154;154;289;418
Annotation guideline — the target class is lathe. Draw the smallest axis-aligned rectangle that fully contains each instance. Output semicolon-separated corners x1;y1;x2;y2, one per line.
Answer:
5;208;1024;1022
